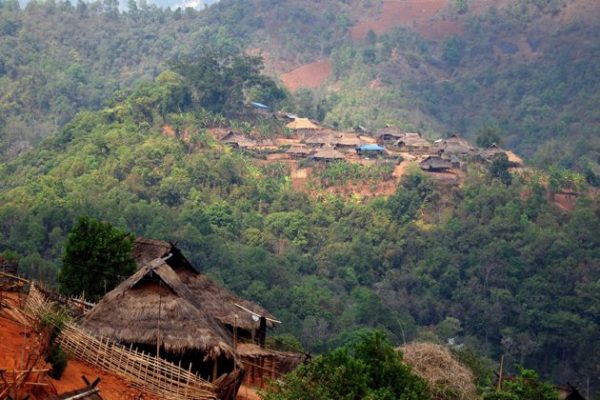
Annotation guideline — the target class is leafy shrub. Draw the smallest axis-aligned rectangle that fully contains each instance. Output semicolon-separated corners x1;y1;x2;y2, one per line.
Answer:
46;345;68;379
261;330;430;400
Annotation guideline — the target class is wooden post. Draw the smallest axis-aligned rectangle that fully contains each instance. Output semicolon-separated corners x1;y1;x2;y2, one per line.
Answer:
233;315;238;352
212;358;218;382
258;316;267;348
497;355;504;391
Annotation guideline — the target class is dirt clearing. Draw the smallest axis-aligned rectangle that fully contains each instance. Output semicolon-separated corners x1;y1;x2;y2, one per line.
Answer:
351;0;447;41
280;60;332;92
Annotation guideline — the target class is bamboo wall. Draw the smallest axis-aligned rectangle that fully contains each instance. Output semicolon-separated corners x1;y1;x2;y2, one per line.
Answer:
24;284;218;400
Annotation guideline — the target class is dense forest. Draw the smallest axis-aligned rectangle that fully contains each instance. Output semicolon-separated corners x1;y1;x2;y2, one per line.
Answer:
0;0;599;397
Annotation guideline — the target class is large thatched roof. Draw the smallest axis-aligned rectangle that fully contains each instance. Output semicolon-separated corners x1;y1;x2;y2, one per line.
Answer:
132;238;275;332
312;148;345;160
286;118;320;130
80;258;236;359
176;268;275;331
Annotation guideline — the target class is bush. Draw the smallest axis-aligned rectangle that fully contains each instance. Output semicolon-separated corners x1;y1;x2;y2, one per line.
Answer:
46;345;68;379
265;334;304;353
261;330;430;400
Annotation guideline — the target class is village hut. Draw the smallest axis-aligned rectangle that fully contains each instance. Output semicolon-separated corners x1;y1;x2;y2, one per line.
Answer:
374;128;405;145
80;258;240;382
132;238;277;345
420;156;453;172
220;131;257;149
255;138;279;151
304;134;332;148
312;147;345;162
285;118;321;138
397;133;432;154
356;144;385;157
478;144;524;167
435;134;475;157
332;133;362;150
286;144;312;159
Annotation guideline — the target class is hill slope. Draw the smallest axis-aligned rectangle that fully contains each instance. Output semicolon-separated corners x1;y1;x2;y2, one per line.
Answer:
0;0;598;180
1;73;599;394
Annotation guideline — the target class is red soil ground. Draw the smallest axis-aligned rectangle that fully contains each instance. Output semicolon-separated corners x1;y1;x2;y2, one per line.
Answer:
51;359;160;400
0;291;160;400
416;20;464;41
280;60;332;92
351;0;447;41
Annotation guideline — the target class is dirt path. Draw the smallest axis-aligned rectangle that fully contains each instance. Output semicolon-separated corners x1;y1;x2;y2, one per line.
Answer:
393;160;410;180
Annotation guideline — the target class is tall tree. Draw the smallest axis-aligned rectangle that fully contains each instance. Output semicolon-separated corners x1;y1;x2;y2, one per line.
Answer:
59;216;136;301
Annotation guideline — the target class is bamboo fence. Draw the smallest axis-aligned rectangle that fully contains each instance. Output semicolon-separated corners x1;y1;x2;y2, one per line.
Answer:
24;284;218;400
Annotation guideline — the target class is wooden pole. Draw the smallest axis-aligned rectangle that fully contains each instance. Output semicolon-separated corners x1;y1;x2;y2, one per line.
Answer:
212;359;218;382
157;279;162;359
497;355;504;391
233;315;238;352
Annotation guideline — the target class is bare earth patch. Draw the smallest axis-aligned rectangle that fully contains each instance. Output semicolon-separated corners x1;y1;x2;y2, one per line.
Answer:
280;60;332;92
351;0;447;41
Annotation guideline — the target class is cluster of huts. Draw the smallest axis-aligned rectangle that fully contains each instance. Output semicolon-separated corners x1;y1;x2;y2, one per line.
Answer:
218;116;523;173
79;238;305;399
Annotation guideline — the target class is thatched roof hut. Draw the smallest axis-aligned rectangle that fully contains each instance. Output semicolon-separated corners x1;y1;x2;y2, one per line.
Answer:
285;118;320;130
132;238;276;336
81;258;236;361
303;131;337;147
420;156;453;172
435;134;475;157
312;148;345;161
220;132;257;149
286;144;312;158
332;133;362;149
398;133;432;153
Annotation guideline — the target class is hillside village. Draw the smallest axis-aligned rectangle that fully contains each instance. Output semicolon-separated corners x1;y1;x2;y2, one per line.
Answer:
211;112;524;183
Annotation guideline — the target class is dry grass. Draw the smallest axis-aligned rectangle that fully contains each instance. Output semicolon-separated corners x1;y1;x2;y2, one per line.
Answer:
399;342;478;400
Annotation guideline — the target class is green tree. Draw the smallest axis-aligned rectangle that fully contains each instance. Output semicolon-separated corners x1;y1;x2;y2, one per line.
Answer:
262;330;430;400
483;368;557;400
58;216;136;301
172;49;285;114
476;125;503;148
488;153;512;185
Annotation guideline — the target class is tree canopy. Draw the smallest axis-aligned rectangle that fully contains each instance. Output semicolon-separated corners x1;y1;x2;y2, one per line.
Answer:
58;216;136;301
261;330;430;400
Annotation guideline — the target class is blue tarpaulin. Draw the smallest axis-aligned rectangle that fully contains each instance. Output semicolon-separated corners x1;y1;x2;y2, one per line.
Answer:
357;144;385;151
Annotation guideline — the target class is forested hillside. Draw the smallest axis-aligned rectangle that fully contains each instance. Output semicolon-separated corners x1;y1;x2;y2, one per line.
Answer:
1;0;599;181
1;0;599;395
0;67;598;394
